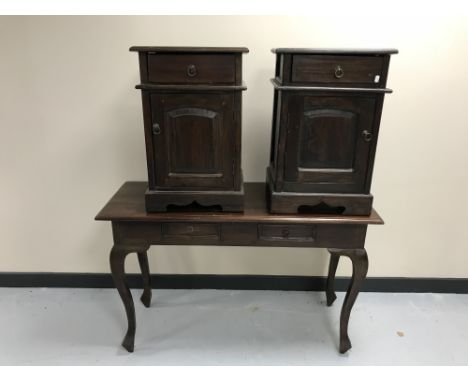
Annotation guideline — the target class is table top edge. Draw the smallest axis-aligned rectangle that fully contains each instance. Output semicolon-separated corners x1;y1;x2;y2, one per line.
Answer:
95;182;384;225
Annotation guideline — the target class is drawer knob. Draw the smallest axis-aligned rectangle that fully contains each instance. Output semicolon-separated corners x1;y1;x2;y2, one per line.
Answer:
282;228;290;238
152;123;161;135
186;64;198;78
334;65;344;79
362;130;373;142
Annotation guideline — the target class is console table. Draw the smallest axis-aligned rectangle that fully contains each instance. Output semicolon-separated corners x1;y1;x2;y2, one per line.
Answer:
95;182;383;353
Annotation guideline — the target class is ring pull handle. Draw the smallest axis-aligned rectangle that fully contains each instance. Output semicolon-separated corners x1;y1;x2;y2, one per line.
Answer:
362;130;373;142
152;123;161;135
186;64;197;78
334;65;344;79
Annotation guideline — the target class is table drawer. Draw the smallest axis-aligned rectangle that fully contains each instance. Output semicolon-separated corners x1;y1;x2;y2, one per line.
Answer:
258;224;316;242
112;222;162;244
162;223;220;240
147;53;236;84
291;54;384;86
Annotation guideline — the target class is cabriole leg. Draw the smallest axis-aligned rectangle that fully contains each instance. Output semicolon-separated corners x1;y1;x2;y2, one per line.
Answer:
137;251;152;307
326;251;340;306
328;248;369;354
109;244;148;352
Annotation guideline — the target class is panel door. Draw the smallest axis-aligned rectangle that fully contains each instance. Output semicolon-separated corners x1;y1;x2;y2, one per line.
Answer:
283;94;376;193
150;93;235;190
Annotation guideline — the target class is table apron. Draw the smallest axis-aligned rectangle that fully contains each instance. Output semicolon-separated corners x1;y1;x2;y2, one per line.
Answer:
111;221;367;248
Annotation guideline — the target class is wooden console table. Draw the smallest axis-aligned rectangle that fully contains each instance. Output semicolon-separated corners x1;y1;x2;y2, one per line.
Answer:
95;182;383;353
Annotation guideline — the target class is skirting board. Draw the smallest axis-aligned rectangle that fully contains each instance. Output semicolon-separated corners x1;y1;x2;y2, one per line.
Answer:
0;273;467;293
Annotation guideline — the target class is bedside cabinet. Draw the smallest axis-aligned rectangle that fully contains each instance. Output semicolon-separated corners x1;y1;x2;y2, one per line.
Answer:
130;47;249;212
267;48;398;215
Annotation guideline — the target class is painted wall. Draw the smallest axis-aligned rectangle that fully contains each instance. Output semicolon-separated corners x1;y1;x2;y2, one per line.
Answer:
1;15;467;277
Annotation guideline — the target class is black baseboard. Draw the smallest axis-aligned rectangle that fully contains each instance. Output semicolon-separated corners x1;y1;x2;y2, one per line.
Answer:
0;273;467;293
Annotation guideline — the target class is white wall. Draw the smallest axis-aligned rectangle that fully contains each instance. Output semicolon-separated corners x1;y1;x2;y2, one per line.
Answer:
1;15;467;277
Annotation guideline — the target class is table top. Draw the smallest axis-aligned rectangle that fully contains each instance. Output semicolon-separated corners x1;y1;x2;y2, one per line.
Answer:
95;182;384;225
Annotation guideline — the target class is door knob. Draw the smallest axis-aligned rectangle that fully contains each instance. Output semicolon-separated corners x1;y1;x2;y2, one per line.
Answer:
186;64;197;77
334;65;344;79
362;130;373;142
152;123;161;135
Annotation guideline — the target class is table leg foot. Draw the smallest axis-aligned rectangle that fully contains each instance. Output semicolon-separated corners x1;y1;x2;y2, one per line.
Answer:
339;335;352;354
328;248;368;354
327;293;337;307
326;251;340;306
122;332;135;353
140;290;152;308
137;251;152;308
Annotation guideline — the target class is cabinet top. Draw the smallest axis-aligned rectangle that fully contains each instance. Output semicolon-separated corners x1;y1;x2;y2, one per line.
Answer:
130;46;249;53
272;48;398;55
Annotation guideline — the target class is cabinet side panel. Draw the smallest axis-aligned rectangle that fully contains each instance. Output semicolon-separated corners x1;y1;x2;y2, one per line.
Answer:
281;54;292;84
275;54;281;78
141;90;156;189
234;90;243;189
274;91;290;191
364;93;385;193
138;52;149;82
235;53;242;86
269;89;279;165
379;55;391;87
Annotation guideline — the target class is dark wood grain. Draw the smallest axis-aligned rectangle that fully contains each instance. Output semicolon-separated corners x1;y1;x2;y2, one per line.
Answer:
140;91;156;188
98;182;382;353
95;182;383;225
109;244;149;352
137;251;152;307
291;54;384;86
150;93;235;190
136;83;247;91
111;221;367;249
328;248;369;353
271;48;398;55
132;47;247;212
267;48;396;215
130;46;249;53
147;53;236;85
144;186;245;213
271;78;392;93
283;94;376;193
326;252;340;306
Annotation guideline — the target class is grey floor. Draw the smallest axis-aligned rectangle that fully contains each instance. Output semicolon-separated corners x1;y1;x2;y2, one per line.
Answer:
0;287;467;365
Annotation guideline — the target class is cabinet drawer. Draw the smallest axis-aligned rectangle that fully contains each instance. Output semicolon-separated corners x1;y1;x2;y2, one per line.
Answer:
147;53;236;84
291;55;384;86
258;224;316;242
162;223;220;240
